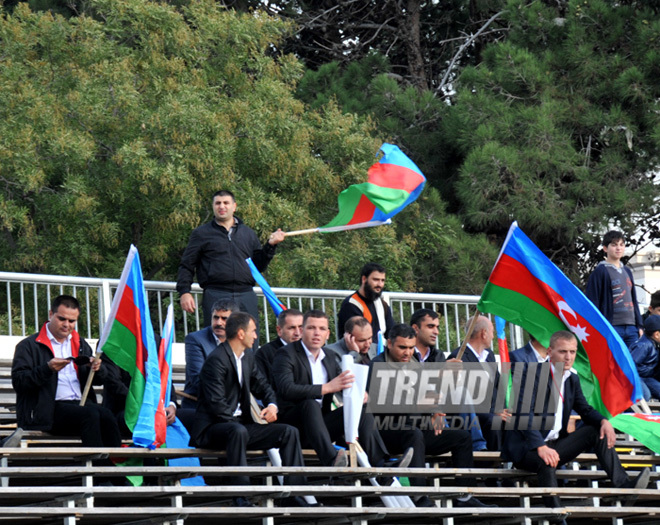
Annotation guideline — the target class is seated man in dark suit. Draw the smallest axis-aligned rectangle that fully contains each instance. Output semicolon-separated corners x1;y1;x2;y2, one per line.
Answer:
182;299;239;409
254;308;303;389
502;330;650;515
273;309;391;468
410;308;447;363
326;316;378;366
449;315;500;450
412;309;487;451
370;323;494;508
192;312;307;507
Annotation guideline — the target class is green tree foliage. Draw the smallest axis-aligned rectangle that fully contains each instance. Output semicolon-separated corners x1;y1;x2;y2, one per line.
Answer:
0;0;439;292
450;0;660;281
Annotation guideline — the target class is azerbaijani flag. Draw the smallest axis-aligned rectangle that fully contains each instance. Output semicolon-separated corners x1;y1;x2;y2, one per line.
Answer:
97;245;164;448
495;316;510;363
610;413;660;454
477;222;642;418
154;304;175;447
321;143;426;229
246;257;285;317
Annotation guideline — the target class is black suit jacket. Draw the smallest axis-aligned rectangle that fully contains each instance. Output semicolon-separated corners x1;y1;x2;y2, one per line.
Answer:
449;344;498;425
416;346;446;363
254;337;284;389
273;340;340;418
192;343;276;445
502;371;605;463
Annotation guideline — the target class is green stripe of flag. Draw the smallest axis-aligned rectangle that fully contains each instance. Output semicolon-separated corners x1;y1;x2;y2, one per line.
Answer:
101;320;144;431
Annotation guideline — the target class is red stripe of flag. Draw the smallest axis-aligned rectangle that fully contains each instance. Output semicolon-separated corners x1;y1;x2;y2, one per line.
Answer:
368;163;426;193
349;194;377;225
115;285;146;376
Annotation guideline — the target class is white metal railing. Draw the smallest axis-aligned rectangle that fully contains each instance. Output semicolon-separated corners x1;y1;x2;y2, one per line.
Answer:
0;271;522;351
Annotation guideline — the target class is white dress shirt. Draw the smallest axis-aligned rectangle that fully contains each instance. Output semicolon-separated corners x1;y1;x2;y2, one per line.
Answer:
46;325;82;401
302;342;328;406
232;351;244;417
545;368;572;442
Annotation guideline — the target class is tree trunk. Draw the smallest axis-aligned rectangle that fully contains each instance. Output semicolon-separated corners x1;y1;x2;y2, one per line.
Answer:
401;0;427;90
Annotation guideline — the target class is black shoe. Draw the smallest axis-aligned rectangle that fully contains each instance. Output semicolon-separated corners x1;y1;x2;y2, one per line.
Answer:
391;447;414;469
233;496;255;507
415;496;435;507
279;496;310;507
633;467;651;490
1;428;23;448
454;496;497;508
624;467;650;506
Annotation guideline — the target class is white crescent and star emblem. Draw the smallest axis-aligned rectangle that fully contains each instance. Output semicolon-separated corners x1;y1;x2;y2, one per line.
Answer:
556;300;590;343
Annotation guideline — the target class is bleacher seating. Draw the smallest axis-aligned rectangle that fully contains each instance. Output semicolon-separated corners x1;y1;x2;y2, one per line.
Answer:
1;358;660;523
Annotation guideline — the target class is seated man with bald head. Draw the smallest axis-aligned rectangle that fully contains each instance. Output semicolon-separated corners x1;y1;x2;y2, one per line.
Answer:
449;315;500;450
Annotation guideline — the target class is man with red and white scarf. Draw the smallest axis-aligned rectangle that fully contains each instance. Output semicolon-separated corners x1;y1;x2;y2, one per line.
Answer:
12;295;121;448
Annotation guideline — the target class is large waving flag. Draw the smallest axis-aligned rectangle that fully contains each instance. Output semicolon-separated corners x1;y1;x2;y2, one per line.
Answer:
321;143;426;229
245;257;285;317
97;245;164;448
477;222;642;418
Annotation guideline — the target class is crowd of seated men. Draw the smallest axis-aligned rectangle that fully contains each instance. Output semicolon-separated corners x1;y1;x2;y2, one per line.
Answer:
11;294;650;514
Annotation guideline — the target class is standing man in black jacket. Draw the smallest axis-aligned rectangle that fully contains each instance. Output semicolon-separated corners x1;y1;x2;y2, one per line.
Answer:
177;189;285;330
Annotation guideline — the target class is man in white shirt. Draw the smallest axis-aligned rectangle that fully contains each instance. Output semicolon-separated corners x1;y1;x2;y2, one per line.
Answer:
12;295;121;448
502;330;650;513
273;310;391;467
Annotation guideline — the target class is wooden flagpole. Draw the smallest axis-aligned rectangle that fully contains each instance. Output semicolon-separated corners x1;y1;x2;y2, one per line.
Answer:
284;219;392;237
283;227;319;237
79;353;102;406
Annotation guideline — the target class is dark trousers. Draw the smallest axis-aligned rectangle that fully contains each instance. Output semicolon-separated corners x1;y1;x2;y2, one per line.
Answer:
425;428;475;487
379;427;474;487
514;425;630;507
280;399;387;466
202;289;259;348
199;420;305;485
176;408;197;436
379;428;426;485
52;400;122;448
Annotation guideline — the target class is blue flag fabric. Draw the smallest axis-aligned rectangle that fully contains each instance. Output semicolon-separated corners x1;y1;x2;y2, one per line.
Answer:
166;418;205;486
245;257;285;317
